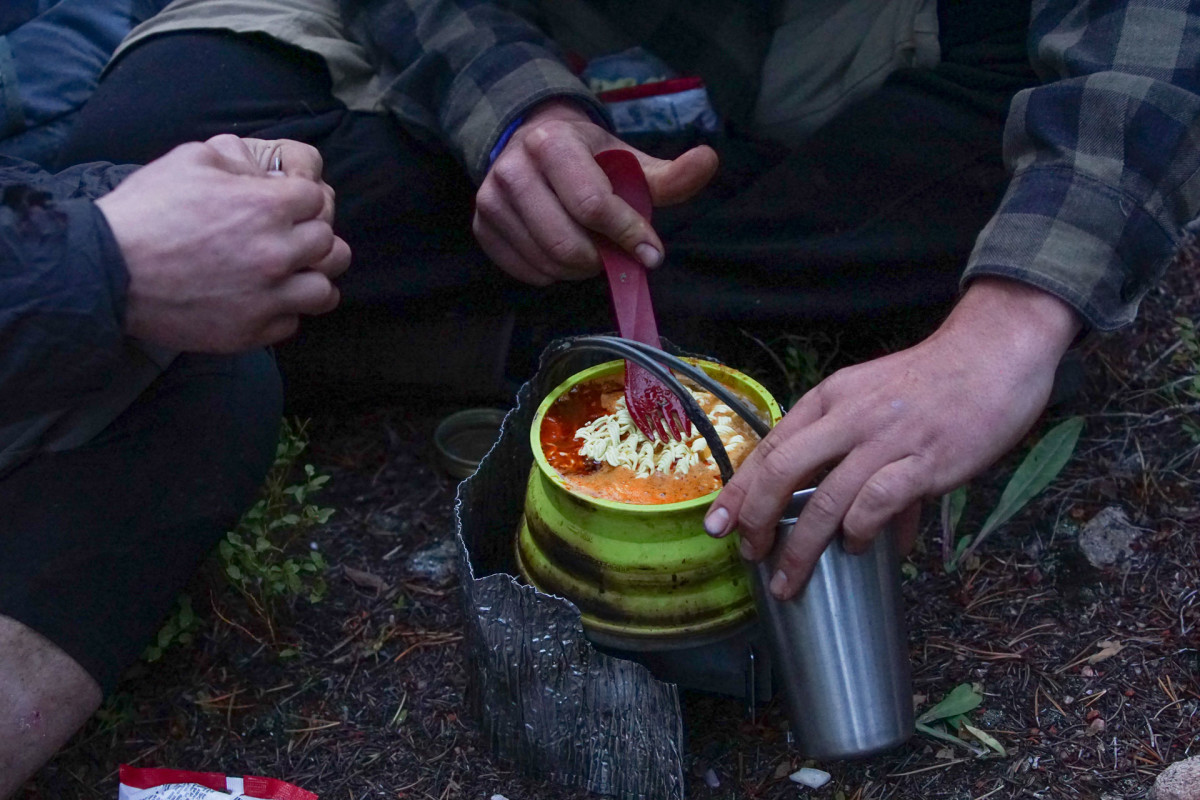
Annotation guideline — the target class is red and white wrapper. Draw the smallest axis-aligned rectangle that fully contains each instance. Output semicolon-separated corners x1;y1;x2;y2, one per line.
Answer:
118;766;316;800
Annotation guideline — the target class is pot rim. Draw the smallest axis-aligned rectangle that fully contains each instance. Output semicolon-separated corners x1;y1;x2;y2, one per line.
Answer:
530;358;782;512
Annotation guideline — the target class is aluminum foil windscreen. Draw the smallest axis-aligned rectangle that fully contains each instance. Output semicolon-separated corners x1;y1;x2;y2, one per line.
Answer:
454;337;687;800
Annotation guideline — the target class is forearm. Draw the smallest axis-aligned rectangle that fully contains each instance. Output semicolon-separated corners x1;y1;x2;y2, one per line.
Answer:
946;277;1081;367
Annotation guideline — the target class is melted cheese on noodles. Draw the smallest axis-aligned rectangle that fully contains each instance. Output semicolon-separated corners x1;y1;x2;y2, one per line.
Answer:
574;390;748;478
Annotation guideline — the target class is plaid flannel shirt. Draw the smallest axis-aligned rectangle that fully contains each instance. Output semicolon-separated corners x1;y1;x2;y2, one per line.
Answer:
962;0;1200;330
334;0;609;182
334;0;776;177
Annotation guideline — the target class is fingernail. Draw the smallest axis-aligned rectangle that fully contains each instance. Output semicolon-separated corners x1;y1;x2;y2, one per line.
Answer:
704;506;729;537
769;570;788;599
635;243;662;268
739;538;755;561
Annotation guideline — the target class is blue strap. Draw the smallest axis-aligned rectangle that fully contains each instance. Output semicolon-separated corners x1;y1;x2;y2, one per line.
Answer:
487;99;612;170
488;114;525;168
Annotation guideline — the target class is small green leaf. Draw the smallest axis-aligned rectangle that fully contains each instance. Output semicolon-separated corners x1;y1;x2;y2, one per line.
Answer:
977;416;1084;540
178;597;195;627
226;564;242;581
158;626;175;648
946;486;967;538
915;722;984;755
917;683;983;724
945;713;969;732
963;723;1007;756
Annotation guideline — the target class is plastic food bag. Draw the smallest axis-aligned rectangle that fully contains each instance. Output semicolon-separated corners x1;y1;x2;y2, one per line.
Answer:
598;77;720;135
582;47;720;135
117;766;316;800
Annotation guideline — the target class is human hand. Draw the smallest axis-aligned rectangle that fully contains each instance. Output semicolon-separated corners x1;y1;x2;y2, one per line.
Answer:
473;99;718;285
97;134;350;352
703;278;1082;600
205;134;337;224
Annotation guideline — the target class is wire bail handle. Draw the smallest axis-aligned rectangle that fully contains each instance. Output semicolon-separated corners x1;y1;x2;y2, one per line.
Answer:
548;336;771;484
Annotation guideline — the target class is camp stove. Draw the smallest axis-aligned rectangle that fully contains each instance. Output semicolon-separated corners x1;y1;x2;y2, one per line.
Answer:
453;336;912;800
455;337;770;800
593;624;773;706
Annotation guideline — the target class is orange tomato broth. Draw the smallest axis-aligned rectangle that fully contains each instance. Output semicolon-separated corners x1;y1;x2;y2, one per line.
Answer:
540;375;759;505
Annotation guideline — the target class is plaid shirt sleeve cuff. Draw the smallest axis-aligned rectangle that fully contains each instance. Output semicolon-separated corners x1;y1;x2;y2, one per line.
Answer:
962;165;1177;332
451;56;611;184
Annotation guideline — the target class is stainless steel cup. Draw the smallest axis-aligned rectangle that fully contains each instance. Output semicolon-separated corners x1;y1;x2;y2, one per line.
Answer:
749;488;913;759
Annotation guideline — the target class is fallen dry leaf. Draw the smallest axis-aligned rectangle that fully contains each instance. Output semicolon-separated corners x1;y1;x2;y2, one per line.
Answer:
343;566;390;593
1087;640;1124;664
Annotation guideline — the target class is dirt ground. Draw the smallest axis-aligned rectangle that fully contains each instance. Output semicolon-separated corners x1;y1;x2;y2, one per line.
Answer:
21;264;1200;800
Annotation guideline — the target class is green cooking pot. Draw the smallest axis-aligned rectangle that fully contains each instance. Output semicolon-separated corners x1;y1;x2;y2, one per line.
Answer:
516;358;783;651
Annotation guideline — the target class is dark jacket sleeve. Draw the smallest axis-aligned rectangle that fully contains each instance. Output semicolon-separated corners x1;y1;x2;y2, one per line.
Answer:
0;156;138;426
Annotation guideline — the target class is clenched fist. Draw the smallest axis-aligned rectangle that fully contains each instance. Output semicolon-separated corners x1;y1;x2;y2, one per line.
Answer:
97;134;350;352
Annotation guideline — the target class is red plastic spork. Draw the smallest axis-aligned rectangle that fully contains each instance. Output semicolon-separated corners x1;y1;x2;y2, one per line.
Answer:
594;149;690;442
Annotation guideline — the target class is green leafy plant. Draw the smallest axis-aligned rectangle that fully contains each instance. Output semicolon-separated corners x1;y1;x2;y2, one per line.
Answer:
218;419;333;609
743;330;840;406
1173;315;1199;373
144;419;333;660
143;595;200;662
916;683;1005;757
92;692;136;734
1170;317;1200;442
943;416;1084;571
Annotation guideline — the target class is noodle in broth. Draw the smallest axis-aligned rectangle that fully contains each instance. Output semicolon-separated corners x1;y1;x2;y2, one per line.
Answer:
540;375;761;504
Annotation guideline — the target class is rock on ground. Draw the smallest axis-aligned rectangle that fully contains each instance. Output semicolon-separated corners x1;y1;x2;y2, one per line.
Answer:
1154;756;1200;800
1078;506;1138;568
789;768;831;789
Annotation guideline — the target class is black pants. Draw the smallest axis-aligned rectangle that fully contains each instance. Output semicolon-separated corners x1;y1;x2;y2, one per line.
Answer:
58;11;1036;364
0;351;282;693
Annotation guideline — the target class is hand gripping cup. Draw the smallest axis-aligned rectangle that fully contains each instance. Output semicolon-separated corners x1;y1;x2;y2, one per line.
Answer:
750;489;914;759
